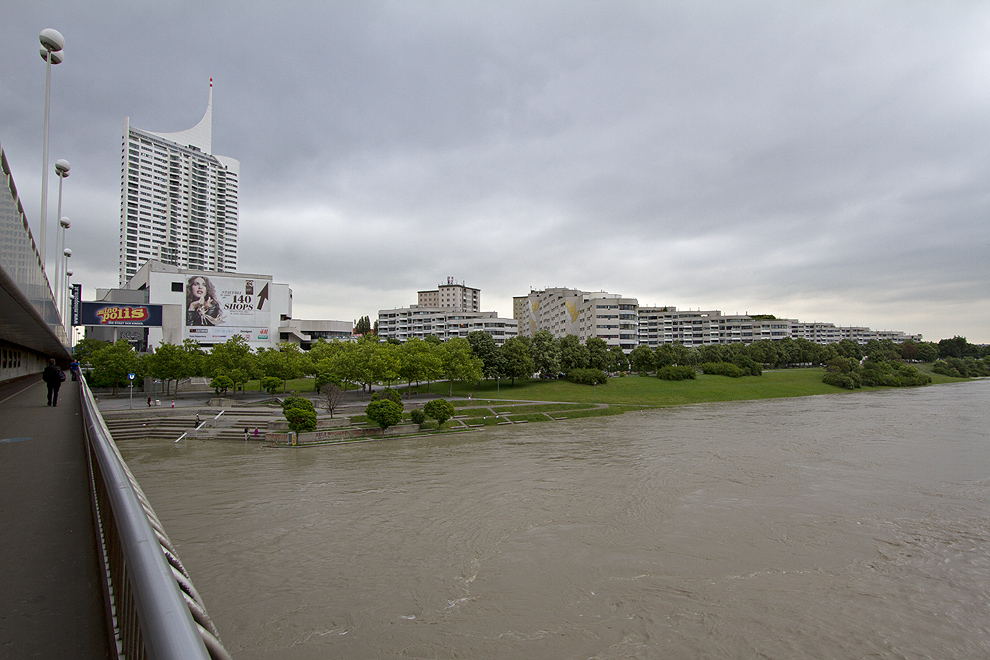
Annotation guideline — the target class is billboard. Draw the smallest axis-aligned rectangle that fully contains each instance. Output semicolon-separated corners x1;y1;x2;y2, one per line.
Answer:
70;283;82;326
182;274;272;343
78;302;163;327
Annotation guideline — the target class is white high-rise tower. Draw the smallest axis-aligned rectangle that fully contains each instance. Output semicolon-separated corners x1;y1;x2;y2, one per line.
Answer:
118;80;239;285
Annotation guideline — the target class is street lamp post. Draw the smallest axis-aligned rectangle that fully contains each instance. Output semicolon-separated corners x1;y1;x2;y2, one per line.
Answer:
38;28;65;275
55;216;70;314
53;157;69;307
62;248;71;332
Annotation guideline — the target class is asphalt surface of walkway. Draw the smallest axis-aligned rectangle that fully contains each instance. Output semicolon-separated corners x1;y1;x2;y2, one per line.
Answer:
0;375;112;659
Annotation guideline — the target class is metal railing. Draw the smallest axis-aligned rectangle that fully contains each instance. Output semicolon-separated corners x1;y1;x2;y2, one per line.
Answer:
79;375;232;660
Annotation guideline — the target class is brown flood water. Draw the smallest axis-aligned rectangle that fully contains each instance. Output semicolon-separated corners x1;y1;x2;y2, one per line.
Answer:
119;380;990;659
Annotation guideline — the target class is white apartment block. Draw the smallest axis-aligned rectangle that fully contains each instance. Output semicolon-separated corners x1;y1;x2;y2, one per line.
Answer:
377;307;517;345
515;288;639;351
417;277;480;312
638;307;918;348
516;287;920;349
119;82;239;286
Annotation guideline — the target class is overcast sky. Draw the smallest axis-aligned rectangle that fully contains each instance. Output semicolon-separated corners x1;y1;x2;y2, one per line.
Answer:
2;2;988;343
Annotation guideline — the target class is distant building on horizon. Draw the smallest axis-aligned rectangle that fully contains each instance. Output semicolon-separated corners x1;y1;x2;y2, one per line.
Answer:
417;277;480;312
379;280;517;345
118;81;239;286
516;286;921;350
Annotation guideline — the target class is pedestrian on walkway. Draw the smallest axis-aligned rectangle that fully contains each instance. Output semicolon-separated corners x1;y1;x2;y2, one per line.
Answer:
195;414;201;427
42;359;65;407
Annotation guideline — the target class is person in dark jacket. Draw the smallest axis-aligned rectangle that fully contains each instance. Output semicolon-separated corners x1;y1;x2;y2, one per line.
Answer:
42;358;65;407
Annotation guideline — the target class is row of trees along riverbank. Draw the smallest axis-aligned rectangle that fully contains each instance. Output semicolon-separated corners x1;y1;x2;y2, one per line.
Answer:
73;332;987;398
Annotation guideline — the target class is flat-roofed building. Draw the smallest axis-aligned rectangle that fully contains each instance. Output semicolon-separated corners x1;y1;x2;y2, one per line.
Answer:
417;277;480;312
377;307;517;345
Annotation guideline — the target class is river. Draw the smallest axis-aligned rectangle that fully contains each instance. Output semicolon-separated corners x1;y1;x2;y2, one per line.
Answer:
119;380;990;659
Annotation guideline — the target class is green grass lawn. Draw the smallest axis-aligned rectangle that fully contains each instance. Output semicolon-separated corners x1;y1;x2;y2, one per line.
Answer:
243;366;971;410
447;367;973;407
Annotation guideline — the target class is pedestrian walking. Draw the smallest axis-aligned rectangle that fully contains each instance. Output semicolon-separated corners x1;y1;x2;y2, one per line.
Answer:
195;414;201;427
147;395;152;407
244;427;249;441
42;359;65;407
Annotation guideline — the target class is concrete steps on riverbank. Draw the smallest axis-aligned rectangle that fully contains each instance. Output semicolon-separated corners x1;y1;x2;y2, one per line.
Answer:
101;407;287;442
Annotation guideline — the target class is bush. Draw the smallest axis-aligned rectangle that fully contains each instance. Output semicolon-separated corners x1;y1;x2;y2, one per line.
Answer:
822;372;858;390
701;362;743;378
733;356;762;376
658;365;696;381
566;368;608;385
410;409;426;426
860;361;931;387
365;399;403;431
822;359;929;389
933;357;990;378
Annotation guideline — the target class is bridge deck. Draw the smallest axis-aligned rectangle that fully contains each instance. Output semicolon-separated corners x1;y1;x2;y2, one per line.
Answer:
0;375;112;659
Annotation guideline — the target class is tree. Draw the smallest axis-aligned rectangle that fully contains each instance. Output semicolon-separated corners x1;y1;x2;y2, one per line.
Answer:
914;342;940;363
423;398;455;431
206;335;255;397
399;338;443;395
143;341;193;395
260;376;283;396
371;387;403;408
90;339;140;396
559;334;589;372
369;341;401;388
281;395;317;434
628;345;656;373
938;336;978;359
607;345;629;372
365;399;403;432
440;337;483;396
585;337;609;371
500;337;535;386
210;374;234;396
317;382;345;418
354;315;373;336
73;338;109;363
180;339;207;379
655;344;677;368
467;331;502;379
529;330;561;377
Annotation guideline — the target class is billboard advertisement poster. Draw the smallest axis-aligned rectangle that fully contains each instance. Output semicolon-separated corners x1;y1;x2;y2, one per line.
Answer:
78;302;163;327
71;283;82;326
183;274;272;342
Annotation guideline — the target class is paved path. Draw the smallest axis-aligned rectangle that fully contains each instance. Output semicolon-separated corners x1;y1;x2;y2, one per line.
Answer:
0;375;111;659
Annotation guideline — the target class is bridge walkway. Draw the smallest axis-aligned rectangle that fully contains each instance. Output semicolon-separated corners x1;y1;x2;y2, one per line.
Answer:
0;375;112;659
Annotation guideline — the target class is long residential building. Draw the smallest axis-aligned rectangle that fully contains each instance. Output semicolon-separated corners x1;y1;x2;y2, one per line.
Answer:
379;280;517;345
119;81;239;286
377;307;517;345
516;287;921;350
514;288;639;351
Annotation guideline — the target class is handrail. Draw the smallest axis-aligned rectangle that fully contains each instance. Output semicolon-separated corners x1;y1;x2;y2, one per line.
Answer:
79;374;231;660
